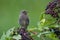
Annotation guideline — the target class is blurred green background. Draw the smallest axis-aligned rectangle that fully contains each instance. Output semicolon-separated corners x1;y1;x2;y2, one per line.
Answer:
0;0;50;37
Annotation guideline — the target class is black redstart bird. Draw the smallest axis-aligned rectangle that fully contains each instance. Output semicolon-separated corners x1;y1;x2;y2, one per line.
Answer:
19;10;29;29
18;10;33;40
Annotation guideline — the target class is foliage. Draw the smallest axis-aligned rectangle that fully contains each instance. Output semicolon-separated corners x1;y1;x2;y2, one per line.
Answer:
0;27;21;40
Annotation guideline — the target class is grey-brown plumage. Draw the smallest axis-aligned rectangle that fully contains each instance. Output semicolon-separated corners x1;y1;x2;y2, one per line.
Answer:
19;10;29;29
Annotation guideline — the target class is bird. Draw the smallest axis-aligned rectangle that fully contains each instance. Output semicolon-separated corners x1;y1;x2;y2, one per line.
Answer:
19;10;29;29
18;10;34;40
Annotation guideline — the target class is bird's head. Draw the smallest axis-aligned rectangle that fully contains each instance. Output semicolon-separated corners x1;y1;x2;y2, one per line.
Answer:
22;10;27;15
